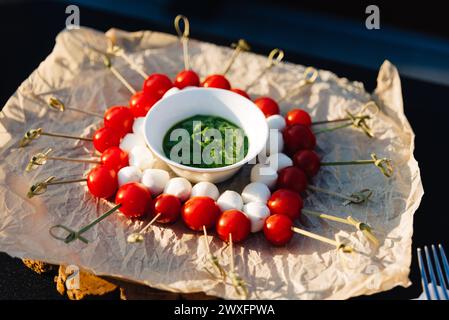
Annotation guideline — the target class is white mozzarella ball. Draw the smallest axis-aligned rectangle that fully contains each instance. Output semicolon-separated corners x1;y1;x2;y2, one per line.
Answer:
163;87;180;98
129;146;155;171
265;130;284;155
163;177;192;202
117;166;142;187
267;152;293;172
217;190;244;211
132;117;146;138
141;169;170;196
266;115;286;131
243;202;271;233
120;133;146;153
250;164;278;189
191;181;220;200
241;182;271;204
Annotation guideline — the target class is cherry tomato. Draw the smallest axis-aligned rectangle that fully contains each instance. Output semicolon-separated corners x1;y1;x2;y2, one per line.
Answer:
216;209;251;243
115;182;153;218
181;196;221;231
129;91;160;118
254;97;280;118
231;88;250;100
277;166;308;194
283;124;316;154
267;189;303;220
263;214;293;246
93;127;121;153
174;70;200;89
87;165;118;198
201;74;231;90
154;194;182;224
101;147;128;172
293;149;321;178
142;73;173;99
286;109;312;127
104;106;134;137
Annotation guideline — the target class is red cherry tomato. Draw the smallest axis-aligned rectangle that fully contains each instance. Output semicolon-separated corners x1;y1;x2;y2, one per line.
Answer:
101;147;128;172
154;194;182;224
129;91;160;118
216;209;251;243
286;109;312;127
115;182;153;218
283;124;316;154
231;88;250;99
181;196;221;231
267;189;303;220
201;74;231;90
104;106;134;137
293;150;321;178
277;166;308;194
254;97;280;118
142;73;173;99
87;165;118;198
263;214;293;246
174;70;200;89
93;127;121;153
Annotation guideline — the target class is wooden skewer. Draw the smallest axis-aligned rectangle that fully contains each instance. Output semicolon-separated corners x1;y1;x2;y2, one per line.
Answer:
291;226;353;253
278;66;318;103
127;213;162;243
174;15;191;70
222;39;251;76
19;128;92;148
244;48;284;91
26;148;100;172
48;97;103;118
27;176;87;198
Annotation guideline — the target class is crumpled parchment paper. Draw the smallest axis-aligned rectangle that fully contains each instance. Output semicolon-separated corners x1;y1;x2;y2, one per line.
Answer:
0;27;423;300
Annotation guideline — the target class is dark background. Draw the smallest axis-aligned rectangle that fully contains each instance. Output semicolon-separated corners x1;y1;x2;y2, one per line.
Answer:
0;0;448;300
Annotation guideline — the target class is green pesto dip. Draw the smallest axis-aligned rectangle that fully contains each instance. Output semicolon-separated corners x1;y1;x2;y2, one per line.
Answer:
163;115;249;168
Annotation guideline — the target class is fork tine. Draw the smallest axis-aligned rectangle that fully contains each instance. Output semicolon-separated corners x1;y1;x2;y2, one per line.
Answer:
438;244;449;289
418;248;432;300
424;246;441;300
431;245;449;300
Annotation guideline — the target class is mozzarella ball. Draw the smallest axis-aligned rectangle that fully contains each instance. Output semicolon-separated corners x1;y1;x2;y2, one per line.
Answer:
217;190;244;211
241;182;271;204
267;152;293;172
191;181;220;200
250;164;278;189
243;202;271;233
163;177;192;202
163;87;180;98
120;133;146;153
265;130;284;155
117;166;142;187
129;146;155;171
132;117;146;138
266;115;286;131
141;169;170;196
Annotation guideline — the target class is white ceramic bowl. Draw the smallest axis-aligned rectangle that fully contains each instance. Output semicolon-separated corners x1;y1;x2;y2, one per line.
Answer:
144;88;268;183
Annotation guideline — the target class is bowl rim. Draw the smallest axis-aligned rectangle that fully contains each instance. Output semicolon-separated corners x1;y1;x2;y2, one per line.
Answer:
143;87;268;173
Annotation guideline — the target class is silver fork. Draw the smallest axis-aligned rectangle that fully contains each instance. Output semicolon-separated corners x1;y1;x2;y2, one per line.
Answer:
417;244;449;300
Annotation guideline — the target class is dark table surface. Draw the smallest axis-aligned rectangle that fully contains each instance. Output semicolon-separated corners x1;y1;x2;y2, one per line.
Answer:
0;1;448;300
